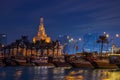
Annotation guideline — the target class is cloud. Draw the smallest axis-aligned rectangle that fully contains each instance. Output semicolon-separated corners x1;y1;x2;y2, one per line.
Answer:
0;0;24;15
0;0;120;43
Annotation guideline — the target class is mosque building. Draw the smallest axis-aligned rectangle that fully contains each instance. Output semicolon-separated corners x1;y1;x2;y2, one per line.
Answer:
32;18;63;56
33;18;51;43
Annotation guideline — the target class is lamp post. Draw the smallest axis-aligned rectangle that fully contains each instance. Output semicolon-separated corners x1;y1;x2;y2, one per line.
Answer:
102;32;120;54
106;33;119;54
70;38;75;54
68;38;82;54
76;38;82;53
112;34;119;54
72;38;82;54
105;34;109;53
116;34;119;37
63;43;68;54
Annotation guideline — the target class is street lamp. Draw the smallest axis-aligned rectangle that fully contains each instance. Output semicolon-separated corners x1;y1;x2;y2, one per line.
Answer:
68;37;82;54
106;34;109;38
78;38;82;41
116;34;119;37
104;34;109;53
103;32;106;35
75;38;82;53
113;34;119;53
111;34;119;54
102;32;120;54
104;33;119;54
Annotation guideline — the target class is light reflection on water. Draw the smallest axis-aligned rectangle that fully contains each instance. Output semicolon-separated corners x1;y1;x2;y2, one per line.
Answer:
0;67;120;80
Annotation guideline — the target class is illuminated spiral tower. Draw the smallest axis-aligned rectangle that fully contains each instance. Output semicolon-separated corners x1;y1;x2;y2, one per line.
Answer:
33;18;51;43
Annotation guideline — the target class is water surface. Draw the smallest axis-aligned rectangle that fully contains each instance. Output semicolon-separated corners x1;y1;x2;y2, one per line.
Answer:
0;66;120;80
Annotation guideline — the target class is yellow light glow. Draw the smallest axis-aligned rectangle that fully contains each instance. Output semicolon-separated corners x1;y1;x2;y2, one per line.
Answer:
33;37;36;43
77;76;83;79
108;54;120;56
102;79;110;80
45;37;51;43
40;26;44;31
33;18;51;43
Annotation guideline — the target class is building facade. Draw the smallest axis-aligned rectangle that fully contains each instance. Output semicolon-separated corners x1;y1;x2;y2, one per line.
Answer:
32;18;63;56
33;18;51;43
0;34;7;47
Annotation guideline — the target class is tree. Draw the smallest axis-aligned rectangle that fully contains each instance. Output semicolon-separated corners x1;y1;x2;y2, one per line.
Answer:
15;39;21;56
45;42;51;56
5;45;11;56
34;40;46;57
21;36;30;57
40;40;46;56
55;40;60;56
34;41;40;56
51;41;56;56
96;35;109;53
10;42;16;56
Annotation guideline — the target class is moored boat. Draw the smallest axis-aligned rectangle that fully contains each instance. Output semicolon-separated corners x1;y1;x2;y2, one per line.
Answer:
52;56;72;68
93;59;119;69
33;57;55;68
69;56;94;68
15;59;27;66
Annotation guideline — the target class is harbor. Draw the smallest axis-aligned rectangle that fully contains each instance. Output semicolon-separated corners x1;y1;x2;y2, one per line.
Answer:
0;18;120;69
1;0;120;80
1;53;120;69
0;66;120;80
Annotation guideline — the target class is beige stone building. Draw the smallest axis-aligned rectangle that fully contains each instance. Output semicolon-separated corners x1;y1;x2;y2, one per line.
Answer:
33;18;51;43
32;18;63;56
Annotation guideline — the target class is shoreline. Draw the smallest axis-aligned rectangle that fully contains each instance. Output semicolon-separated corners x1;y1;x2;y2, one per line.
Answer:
0;62;120;69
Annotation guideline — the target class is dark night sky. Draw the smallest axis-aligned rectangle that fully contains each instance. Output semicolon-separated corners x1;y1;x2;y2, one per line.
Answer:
0;0;120;44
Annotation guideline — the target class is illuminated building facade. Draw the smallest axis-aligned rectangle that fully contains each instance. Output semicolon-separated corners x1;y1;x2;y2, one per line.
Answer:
32;18;63;56
33;18;51;43
1;18;64;57
57;35;72;54
0;34;7;47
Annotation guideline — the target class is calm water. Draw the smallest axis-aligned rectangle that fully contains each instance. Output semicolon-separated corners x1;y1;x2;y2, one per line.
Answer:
0;66;120;80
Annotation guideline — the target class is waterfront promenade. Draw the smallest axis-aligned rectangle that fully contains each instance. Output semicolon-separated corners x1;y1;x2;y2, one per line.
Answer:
0;53;120;69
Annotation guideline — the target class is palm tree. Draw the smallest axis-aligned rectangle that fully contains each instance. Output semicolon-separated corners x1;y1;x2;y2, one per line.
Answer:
29;43;33;54
10;42;16;56
45;42;51;56
96;35;109;53
29;42;34;56
34;40;41;56
21;36;30;57
1;46;6;57
15;39;21;56
55;40;60;56
6;45;11;56
40;40;46;56
51;41;56;56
